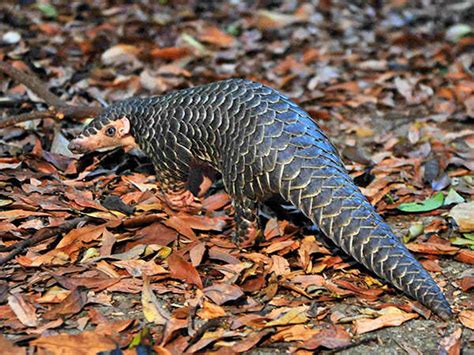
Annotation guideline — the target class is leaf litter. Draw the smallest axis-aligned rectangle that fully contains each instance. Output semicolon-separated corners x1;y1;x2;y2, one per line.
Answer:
0;1;473;354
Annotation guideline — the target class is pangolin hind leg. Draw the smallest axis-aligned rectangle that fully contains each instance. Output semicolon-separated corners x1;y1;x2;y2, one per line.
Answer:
232;198;262;247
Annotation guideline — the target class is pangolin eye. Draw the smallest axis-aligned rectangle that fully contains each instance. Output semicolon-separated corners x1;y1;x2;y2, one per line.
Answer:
105;126;116;137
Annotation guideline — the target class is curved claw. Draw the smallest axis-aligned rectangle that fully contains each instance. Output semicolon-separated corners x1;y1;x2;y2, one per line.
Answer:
162;189;202;212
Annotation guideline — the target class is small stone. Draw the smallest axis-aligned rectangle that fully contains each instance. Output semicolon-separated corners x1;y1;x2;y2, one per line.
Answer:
2;31;21;44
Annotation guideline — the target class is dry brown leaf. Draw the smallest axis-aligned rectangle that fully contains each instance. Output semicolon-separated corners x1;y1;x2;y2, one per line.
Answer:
271;324;320;342
31;330;119;354
129;222;177;248
0;209;50;222
197;300;226;320
165;216;198;240
406;242;459;255
438;328;462;355
459;310;474;330
0;334;26;354
168;253;203;289
455;249;474;264
175;214;227;232
142;276;170;325
232;330;271;352
265;306;308;327
354;307;418;335
150;47;191;60
114;259;167;277
291;275;325;289
190;242;206;267
204;283;244;305
333;279;384;300
299;325;352;350
199;27;235;48
43;288;88;320
35;286;70;303
186;328;238;353
270;255;291;276
265;240;296;254
420;259;442;272
255;6;309;30
8;293;38;327
459;276;474;291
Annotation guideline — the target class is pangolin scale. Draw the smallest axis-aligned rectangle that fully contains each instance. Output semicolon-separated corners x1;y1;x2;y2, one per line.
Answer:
71;79;451;318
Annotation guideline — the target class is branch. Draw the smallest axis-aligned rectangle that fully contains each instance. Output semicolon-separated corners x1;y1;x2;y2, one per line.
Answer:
0;61;66;108
0;110;55;129
0;217;92;266
0;61;102;129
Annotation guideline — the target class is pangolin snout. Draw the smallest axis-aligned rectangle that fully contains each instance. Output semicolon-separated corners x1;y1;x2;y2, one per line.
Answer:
68;139;87;154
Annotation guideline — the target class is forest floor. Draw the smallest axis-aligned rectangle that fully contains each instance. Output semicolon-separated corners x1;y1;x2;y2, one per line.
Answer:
0;1;473;354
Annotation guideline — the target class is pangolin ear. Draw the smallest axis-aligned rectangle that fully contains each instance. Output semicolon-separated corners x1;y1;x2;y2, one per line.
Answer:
117;117;131;137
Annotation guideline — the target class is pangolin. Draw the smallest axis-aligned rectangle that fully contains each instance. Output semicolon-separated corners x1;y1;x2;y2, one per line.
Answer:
69;79;451;318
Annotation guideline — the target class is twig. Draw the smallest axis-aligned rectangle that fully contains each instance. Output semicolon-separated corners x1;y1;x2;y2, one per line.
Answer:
0;61;65;108
0;110;55;128
0;61;102;128
0;217;91;265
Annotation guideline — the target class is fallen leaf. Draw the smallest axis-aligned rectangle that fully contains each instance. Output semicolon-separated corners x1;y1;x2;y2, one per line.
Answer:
142;276;170;325
398;192;444;212
444;188;465;205
8;293;38;327
455;249;474;264
438;328;462;355
406;243;459;255
190;242;206;267
0;334;25;354
43;288;88;320
265;306;308;327
233;330;272;352
459;310;474;330
31;330;119;354
114;259;167;277
204;283;244;305
449;202;474;232
255;8;307;30
150;47;191;60
299;325;352;350
354;307;418;335
186;328;239;353
199;27;235;47
270;255;291;276
459;276;474;291
197;301;226;320
101;44;140;66
168;253;203;289
165;215;198;240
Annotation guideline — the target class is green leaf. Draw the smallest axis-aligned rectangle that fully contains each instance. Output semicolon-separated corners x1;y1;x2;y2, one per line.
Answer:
444;188;465;206
403;222;424;243
180;33;207;55
398;192;444;213
226;23;241;36
36;3;58;18
451;237;474;247
463;233;474;241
